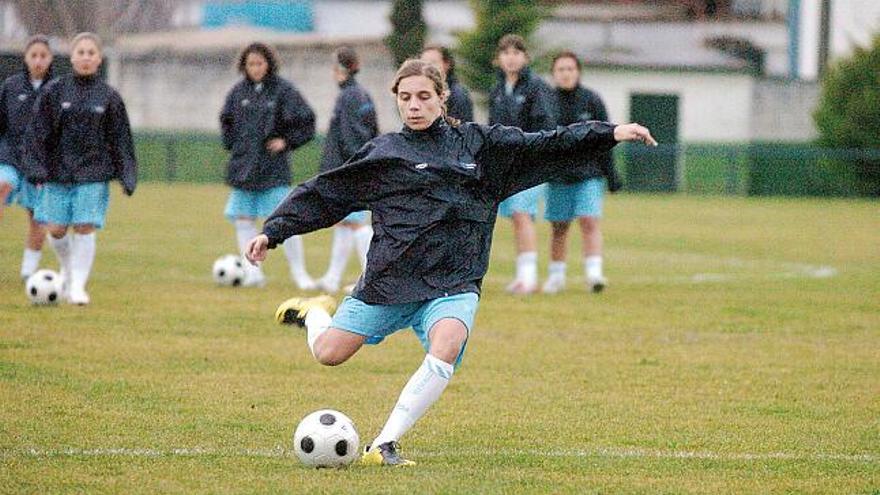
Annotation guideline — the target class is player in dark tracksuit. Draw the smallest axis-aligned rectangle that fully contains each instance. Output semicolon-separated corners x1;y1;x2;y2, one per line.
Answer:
246;60;656;466
219;42;317;289
23;33;137;305
314;47;379;294
0;35;55;280
420;44;474;122
543;51;622;294
488;34;557;294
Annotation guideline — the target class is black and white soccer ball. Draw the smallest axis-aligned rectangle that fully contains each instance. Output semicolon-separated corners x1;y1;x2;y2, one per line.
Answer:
25;269;62;305
212;254;245;286
293;409;360;468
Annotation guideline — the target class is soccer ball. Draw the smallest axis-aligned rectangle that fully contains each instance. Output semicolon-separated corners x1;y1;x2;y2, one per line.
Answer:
293;409;360;468
212;254;245;286
25;269;63;305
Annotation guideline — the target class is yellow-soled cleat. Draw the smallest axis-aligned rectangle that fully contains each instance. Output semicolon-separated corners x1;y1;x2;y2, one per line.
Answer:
274;295;338;326
360;441;416;467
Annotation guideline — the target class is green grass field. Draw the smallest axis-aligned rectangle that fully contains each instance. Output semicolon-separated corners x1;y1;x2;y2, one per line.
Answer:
1;184;878;494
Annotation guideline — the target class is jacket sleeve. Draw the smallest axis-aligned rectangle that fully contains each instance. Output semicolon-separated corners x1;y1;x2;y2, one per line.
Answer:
588;95;622;192
107;93;138;195
22;85;58;183
277;84;315;151
261;142;380;248
219;88;236;151
338;95;377;159
458;86;474;123
477;121;618;200
527;83;557;131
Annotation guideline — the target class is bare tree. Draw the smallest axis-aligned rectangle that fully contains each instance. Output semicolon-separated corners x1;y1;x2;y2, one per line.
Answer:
10;0;176;38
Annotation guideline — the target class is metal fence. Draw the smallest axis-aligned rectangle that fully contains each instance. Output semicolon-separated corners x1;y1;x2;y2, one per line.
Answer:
134;133;880;198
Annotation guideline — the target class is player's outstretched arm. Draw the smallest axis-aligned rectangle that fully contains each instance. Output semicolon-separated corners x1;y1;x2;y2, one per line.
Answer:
245;234;269;265
613;123;658;146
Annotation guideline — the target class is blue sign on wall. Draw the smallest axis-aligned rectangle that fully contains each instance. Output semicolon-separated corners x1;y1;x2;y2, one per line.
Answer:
203;1;314;32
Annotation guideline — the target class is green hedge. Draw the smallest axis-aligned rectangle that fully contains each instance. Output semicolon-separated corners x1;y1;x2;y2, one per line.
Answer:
746;142;873;197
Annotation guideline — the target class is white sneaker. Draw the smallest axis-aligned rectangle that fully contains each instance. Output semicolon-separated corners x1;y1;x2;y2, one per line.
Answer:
505;278;537;295
293;274;317;291
316;276;340;294
587;276;608;293
541;275;566;294
68;286;90;305
242;271;267;288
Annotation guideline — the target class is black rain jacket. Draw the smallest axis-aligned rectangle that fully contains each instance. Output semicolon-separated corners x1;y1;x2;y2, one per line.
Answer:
319;77;378;173
220;74;315;190
0;68;54;169
553;85;621;190
488;67;556;131
445;72;474;123
262;117;618;305
23;74;137;195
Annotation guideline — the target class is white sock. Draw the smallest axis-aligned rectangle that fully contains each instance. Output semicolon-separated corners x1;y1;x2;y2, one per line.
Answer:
516;251;538;286
585;255;603;280
548;261;566;280
49;235;71;280
20;248;42;278
372;354;454;448
70;232;96;293
353;225;372;269
283;235;311;281
234;219;263;280
323;226;354;284
304;307;332;358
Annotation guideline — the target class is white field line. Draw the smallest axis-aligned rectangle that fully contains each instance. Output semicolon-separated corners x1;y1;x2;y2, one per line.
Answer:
2;446;875;464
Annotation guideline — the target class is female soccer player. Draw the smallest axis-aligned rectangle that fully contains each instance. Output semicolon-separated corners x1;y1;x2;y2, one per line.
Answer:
315;47;378;294
23;33;136;305
489;34;557;294
245;59;656;466
0;35;54;280
543;51;622;294
220;42;317;288
420;44;473;122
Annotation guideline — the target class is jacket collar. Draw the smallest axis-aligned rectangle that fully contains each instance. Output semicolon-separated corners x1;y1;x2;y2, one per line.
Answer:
339;76;356;89
402;116;447;137
495;66;533;90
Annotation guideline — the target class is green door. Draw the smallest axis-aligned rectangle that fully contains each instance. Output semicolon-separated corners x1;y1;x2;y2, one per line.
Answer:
626;93;679;192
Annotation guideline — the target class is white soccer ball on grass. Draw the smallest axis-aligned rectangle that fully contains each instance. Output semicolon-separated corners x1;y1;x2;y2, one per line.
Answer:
212;254;245;287
25;269;63;305
293;409;360;468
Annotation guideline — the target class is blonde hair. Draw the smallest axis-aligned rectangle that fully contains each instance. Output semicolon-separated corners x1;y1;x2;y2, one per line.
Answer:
71;32;102;52
390;59;459;128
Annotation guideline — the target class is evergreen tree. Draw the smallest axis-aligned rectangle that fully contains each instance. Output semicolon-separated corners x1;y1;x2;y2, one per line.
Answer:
385;0;426;66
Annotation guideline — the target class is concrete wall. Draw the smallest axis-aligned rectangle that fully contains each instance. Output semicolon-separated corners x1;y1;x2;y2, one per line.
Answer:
577;68;755;142
751;78;819;141
111;39;403;133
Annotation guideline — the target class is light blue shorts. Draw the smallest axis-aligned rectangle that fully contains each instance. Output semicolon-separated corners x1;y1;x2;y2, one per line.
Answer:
16;181;42;211
0;163;22;205
545;178;605;221
498;184;545;218
330;292;480;368
224;186;290;220
341;210;369;224
35;182;110;228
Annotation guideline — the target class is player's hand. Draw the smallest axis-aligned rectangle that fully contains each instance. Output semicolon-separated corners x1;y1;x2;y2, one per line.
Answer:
266;138;286;154
245;234;270;266
614;123;658;146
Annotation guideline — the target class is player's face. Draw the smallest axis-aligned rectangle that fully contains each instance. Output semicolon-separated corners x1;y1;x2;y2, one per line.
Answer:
552;56;580;90
420;49;448;76
245;52;269;82
396;75;442;130
71;39;102;76
498;47;527;75
25;43;52;80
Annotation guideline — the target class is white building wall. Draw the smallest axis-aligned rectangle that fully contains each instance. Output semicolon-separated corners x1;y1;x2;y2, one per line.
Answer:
578;69;755;142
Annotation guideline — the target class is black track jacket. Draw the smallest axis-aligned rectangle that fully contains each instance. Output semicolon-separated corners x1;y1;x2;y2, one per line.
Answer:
319;77;378;174
445;72;473;123
0;69;53;169
488;67;556;131
23;74;137;195
262;117;618;305
554;85;621;190
220;75;315;190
